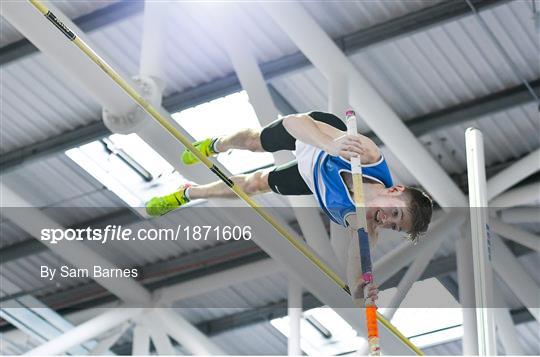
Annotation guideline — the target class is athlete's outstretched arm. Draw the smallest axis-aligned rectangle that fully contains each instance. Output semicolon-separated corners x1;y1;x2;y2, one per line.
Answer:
282;113;380;163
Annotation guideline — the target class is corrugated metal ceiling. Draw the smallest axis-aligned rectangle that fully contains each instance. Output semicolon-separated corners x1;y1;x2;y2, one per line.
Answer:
1;1;538;354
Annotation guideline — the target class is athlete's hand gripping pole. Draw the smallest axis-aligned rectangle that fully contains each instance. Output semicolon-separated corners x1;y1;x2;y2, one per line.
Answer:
345;110;380;356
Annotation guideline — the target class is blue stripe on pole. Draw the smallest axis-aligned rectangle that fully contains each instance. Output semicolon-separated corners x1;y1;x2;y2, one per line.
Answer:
358;228;372;274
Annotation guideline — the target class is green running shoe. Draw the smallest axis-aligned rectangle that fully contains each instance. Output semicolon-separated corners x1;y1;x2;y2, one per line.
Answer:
146;184;191;216
182;138;217;165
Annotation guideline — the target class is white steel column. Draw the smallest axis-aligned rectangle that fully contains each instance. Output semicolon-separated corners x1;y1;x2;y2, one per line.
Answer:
383;211;462;320
88;323;129;355
261;2;467;209
216;9;339;271
487;148;540;201
373;241;414;283
328;73;350;274
456;227;479;355
465;127;497;355
383;213;462;321
493;291;524;355
155;309;224;355
328;74;349;115
290;196;341;274
25;308;144;356
375;212;464;285
140;0;168;87
288;276;302;356
490;219;540;253
330;223;349;278
132;322;151;355
147;313;176;355
491;235;540;322
489;182;540;208
500;207;540;224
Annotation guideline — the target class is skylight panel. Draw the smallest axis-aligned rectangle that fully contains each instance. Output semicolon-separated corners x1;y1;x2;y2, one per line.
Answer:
271;308;365;356
67;91;277;212
271;278;464;355
66;133;186;212
172;91;275;174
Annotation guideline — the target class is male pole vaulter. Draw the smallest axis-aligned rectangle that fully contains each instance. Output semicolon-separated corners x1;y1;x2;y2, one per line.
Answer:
146;111;433;300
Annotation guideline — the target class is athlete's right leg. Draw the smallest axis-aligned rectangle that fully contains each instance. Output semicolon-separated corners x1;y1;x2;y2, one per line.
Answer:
182;117;297;165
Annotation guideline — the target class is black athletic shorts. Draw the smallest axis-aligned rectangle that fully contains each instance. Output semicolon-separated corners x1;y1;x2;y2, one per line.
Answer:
261;111;346;195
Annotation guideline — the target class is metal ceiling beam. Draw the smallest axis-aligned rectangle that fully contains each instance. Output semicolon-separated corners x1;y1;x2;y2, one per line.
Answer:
109;299;534;355
368;79;540;145
0;240;268;313
0;238;533;331
0;0;506;67
194;299;534;340
2;77;536;173
0;0;145;66
197;293;322;337
0;0;513;172
380;241;532;291
0;121;107;173
1;160;535;269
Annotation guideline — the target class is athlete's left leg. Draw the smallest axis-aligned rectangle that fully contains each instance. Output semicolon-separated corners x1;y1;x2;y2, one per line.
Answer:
146;160;311;216
189;170;271;199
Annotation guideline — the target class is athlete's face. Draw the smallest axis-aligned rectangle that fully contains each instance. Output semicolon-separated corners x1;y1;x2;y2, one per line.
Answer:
366;185;413;234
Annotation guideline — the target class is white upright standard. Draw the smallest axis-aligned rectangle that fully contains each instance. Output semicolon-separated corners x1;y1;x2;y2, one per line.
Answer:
465;127;497;356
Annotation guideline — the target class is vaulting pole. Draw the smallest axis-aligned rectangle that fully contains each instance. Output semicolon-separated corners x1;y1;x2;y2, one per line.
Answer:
345;110;380;356
23;1;421;354
465;127;497;356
